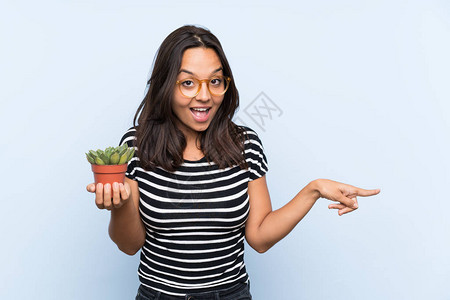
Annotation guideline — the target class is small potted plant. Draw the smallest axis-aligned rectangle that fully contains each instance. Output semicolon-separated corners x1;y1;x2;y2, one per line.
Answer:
85;144;135;186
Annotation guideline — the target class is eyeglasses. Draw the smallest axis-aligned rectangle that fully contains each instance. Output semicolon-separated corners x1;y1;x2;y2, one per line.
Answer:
175;75;231;98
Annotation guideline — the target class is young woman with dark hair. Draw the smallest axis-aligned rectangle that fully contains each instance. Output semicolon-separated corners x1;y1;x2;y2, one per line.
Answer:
86;25;380;299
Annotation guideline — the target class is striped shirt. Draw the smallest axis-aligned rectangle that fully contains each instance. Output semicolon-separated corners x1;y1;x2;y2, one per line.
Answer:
119;126;268;296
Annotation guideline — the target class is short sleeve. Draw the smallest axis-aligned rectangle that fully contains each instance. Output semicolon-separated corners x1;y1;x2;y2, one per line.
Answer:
243;127;269;181
118;127;138;180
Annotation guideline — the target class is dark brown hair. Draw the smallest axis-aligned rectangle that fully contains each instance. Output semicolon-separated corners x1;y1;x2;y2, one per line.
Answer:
133;25;248;172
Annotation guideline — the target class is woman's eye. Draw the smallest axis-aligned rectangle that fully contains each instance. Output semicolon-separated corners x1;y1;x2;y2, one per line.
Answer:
210;78;222;85
182;80;194;86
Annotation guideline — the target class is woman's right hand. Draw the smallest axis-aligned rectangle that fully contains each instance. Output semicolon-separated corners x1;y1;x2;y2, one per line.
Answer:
314;179;380;216
86;182;131;210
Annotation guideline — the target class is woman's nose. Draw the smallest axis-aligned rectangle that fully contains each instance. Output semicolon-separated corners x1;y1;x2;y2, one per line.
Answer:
195;82;211;101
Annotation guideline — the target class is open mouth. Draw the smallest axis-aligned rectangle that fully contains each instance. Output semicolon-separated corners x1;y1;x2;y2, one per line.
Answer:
190;107;211;122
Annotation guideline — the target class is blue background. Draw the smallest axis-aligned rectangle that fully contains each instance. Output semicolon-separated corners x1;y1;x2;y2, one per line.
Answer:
1;0;449;299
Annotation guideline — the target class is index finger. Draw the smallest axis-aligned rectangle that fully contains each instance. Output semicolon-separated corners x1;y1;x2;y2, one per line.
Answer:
356;188;381;197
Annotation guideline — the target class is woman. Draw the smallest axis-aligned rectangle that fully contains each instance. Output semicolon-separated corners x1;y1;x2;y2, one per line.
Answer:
86;25;380;299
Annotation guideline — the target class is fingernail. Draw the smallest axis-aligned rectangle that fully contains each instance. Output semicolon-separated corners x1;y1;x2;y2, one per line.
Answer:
353;203;358;208
113;182;118;189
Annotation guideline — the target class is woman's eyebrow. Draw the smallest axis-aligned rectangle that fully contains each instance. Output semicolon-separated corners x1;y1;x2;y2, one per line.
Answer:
178;67;223;76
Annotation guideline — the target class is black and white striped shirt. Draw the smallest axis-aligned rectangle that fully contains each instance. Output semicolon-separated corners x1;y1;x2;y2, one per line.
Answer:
119;126;268;296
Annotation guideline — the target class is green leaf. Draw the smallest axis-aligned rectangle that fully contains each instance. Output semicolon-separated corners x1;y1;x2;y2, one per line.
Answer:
95;156;105;165
118;152;129;164
127;147;135;161
85;153;95;164
89;150;98;159
110;152;120;164
105;147;114;159
99;152;110;165
118;144;128;156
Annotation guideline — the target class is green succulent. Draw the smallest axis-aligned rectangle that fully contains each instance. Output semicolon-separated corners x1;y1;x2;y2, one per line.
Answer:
86;144;135;165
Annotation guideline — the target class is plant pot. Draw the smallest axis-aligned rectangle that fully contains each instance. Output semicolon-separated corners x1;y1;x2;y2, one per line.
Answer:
91;164;127;186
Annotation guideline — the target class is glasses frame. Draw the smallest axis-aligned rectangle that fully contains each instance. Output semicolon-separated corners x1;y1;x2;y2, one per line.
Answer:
175;75;232;98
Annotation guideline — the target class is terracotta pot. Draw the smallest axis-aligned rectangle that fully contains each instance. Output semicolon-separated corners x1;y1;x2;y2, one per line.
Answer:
91;164;127;186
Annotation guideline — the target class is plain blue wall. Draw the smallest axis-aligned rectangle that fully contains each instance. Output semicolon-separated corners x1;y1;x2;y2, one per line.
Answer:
2;0;449;299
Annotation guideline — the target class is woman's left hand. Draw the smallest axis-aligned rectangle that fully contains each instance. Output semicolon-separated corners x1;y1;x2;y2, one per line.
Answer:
314;179;381;216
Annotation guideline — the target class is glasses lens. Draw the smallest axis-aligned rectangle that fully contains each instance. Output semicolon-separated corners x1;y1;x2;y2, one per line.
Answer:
179;78;199;98
208;76;229;96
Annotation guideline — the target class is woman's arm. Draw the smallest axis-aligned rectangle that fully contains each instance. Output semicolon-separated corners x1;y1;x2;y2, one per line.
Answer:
87;177;146;255
244;177;380;253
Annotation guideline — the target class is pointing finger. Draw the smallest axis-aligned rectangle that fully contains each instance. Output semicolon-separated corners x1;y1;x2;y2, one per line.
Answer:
356;188;381;197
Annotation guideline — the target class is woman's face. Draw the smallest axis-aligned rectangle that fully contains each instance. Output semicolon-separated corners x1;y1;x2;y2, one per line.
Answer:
172;47;225;141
